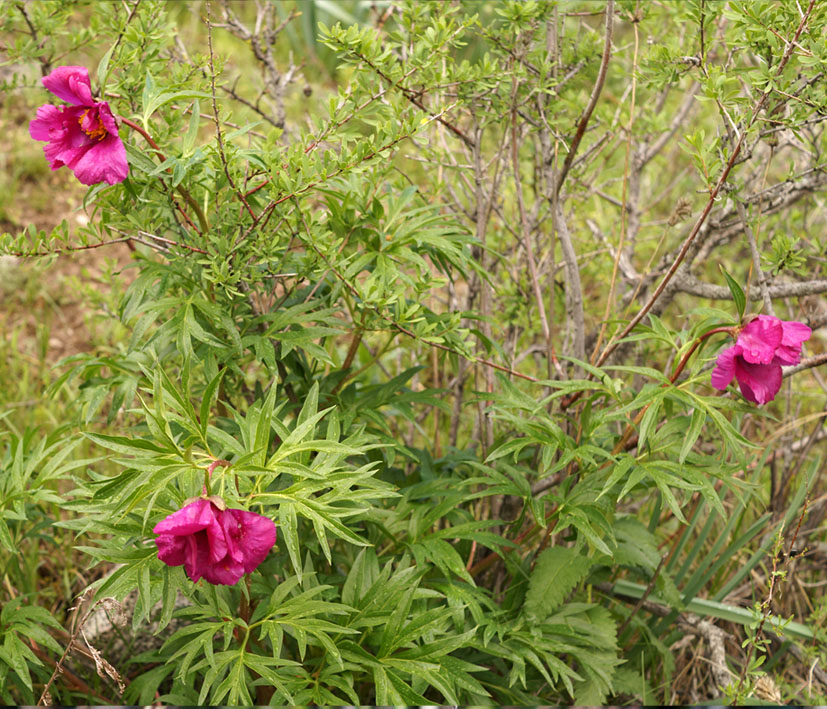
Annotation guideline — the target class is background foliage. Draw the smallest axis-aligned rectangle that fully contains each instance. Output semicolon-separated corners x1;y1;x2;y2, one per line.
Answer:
1;0;826;704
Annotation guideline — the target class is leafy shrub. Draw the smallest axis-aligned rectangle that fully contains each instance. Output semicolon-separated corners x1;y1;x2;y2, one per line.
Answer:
1;0;826;704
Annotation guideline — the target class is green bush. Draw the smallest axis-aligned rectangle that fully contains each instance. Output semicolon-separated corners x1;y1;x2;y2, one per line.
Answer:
1;0;826;704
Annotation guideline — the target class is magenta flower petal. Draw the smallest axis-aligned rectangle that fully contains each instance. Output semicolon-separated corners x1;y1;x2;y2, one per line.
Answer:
202;556;246;586
154;499;276;586
30;105;88;170
72;132;129;185
42;66;95;106
735;357;782;405
29;104;63;141
153;498;214;536
224;509;278;573
776;320;812;365
711;345;740;390
736;316;783;364
98;101;120;135
153;500;221;574
183;533;213;583
30;66;129;185
155;532;189;567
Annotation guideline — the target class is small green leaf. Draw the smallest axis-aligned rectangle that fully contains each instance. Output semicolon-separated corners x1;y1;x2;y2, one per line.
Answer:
141;71;157;125
97;44;116;93
0;518;13;552
679;407;705;463
183;99;200;156
146;90;212;122
200;368;225;440
279;502;302;581
638;398;662;451
719;265;746;321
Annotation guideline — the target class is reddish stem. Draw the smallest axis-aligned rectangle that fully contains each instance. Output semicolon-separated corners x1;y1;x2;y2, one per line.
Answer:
8;237;133;257
204;459;231;495
668;326;735;384
207;459;232;476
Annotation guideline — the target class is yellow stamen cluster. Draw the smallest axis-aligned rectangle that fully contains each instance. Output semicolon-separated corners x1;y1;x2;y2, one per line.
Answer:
78;109;107;141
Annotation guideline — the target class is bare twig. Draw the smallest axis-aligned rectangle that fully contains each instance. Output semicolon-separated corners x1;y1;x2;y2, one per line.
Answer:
617;556;667;636
641;82;700;166
474;117;495;451
673;275;827;301
591;10;639;362
107;0;143;70
3;237;132;258
215;0;299;131
783;353;827;378
110;227;208;254
556;204;586;364
511;75;552;379
206;3;257;221
736;195;774;315
555;0;614;195
38;594;123;705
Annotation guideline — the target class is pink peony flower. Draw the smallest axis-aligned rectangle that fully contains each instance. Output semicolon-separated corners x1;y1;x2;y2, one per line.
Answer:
711;315;811;405
29;66;128;186
153;498;276;586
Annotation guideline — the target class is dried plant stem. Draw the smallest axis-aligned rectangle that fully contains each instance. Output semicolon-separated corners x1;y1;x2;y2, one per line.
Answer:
784;353;827;377
206;3;257;222
511;79;552;379
556;204;586;365
5;237;132;257
473;119;495;452
616;556;667;636
737;195;774;316
330;328;364;395
555;0;615;196
38;595;118;705
678;275;827;301
734;497;809;699
591;9;638;363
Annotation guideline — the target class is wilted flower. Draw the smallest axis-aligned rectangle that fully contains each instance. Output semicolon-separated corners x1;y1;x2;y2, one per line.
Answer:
711;315;811;405
29;66;128;185
153;498;276;586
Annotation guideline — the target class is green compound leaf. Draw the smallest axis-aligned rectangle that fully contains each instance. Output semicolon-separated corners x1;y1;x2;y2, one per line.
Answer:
525;546;593;619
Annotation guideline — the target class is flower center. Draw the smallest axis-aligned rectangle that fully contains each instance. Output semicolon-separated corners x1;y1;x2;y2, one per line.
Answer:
78;109;107;141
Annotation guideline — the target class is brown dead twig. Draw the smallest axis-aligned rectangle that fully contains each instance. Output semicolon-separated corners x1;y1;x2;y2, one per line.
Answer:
205;5;257;222
554;0;615;197
38;594;127;705
214;0;300;132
